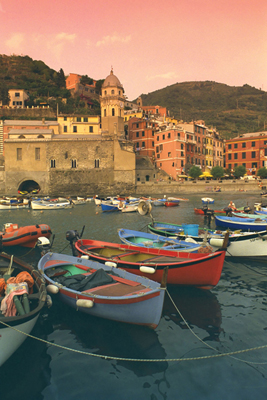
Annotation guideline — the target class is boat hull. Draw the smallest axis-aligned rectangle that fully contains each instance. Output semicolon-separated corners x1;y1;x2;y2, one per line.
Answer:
74;239;226;289
38;252;165;328
215;216;267;231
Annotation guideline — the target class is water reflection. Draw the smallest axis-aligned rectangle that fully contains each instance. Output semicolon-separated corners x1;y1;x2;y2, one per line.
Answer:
47;298;168;377
163;286;223;342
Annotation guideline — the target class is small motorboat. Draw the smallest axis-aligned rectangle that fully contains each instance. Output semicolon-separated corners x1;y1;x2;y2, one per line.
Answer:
0;223;52;248
101;201;119;212
0;253;47;366
30;199;73;210
152;199;166;207
147;220;267;259
67;233;226;289
117;228;208;252
38;251;167;329
164;201;179;207
201;197;214;204
215;215;267;232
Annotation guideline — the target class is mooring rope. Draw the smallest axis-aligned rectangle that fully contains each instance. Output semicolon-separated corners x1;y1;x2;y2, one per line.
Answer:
0;289;266;364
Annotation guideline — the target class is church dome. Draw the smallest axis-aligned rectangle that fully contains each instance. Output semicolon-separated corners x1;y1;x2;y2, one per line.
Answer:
102;69;123;89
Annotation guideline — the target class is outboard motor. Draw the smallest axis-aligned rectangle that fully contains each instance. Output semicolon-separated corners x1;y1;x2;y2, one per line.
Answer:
243;206;251;214
202;205;209;215
204;209;214;226
224;207;232;217
66;229;81;256
36;236;52;256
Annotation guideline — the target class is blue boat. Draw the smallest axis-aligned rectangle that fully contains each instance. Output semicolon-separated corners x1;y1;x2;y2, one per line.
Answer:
117;228;206;252
100;201;119;212
215;215;267;231
254;209;267;216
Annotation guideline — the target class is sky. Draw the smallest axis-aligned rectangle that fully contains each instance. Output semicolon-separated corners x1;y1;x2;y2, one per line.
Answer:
1;0;267;100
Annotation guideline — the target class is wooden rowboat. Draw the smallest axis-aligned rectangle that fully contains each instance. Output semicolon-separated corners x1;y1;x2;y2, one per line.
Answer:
66;233;226;289
38;252;167;329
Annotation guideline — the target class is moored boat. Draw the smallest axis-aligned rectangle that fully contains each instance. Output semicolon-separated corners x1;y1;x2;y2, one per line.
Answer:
117;228;210;252
30;199;73;210
0;222;52;248
67;234;226;289
38;251;166;329
215;215;267;231
147;220;267;258
0;253;47;366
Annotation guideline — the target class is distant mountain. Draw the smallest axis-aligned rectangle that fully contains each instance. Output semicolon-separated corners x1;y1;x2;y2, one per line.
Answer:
140;81;267;139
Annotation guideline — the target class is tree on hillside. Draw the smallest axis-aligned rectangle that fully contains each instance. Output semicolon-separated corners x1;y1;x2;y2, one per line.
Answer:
189;165;202;180
57;68;66;88
211;166;224;179
257;167;267;179
80;75;93;86
0;81;10;105
234;165;246;178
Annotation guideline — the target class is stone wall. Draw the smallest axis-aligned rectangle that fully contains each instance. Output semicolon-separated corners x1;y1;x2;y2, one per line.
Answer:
0;108;55;119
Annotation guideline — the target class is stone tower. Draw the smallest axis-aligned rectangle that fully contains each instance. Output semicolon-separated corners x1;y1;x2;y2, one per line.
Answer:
100;69;125;136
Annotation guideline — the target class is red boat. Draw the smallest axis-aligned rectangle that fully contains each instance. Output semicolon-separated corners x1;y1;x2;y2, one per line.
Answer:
165;201;179;207
67;235;226;290
0;223;52;248
194;208;226;215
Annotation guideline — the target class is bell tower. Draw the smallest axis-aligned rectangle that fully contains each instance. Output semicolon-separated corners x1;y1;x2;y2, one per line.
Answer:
100;69;125;136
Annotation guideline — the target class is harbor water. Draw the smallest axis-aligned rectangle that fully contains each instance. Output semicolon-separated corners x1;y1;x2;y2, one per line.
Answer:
1;192;267;400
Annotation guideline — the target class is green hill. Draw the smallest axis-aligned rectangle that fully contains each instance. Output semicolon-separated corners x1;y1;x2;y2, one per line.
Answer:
140;81;267;139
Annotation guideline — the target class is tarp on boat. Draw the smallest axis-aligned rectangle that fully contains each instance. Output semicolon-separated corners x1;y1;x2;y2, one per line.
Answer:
55;269;116;291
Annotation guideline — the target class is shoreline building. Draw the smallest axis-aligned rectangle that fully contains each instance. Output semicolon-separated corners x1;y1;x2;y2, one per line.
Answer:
225;131;267;175
2;70;136;196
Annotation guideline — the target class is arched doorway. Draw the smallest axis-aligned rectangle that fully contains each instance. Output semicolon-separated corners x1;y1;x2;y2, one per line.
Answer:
18;180;40;194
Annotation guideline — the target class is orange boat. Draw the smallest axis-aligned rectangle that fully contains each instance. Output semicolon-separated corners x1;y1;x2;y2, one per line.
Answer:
0;223;52;248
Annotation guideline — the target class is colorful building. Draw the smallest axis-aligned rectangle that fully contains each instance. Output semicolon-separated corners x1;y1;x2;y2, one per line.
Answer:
225;131;267;175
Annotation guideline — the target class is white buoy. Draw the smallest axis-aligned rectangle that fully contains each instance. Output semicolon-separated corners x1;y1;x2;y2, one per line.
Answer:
76;299;94;308
105;261;117;268
47;284;59;294
209;238;224;247
81;255;89;259
140;266;156;274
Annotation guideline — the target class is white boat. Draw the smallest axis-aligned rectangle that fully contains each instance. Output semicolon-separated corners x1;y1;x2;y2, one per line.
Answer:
71;198;87;205
0;203;29;210
0;253;47;366
30;199;73;210
121;202;139;213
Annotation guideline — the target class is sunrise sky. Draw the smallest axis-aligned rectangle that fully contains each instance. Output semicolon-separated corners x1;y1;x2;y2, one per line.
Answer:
1;0;267;100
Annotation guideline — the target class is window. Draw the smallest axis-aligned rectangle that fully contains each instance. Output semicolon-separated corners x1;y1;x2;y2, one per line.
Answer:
142;131;145;136
64;116;67;121
136;142;139;149
242;152;246;159
228;144;232;149
71;159;77;168
73;126;77;133
142;142;145;148
64;126;67;132
234;143;238;149
15;92;20;97
136;132;139;138
152;141;154;147
168;152;171;157
156;136;159;141
251;151;256;158
76;117;81;122
84;117;88;122
111;90;114;94
234;153;237;159
228;154;232;160
242;142;246;148
95;159;100;168
35;148;40;161
163;135;165;140
252;162;257;168
104;109;106;117
252;141;255;147
112;108;115;116
50;159;56;168
168;133;171;138
17;148;22;160
89;126;93;133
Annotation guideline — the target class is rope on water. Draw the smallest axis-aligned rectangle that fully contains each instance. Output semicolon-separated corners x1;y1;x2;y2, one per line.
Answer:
0;289;266;364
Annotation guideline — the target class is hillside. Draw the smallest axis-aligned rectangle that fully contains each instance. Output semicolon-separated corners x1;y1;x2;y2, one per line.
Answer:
140;81;267;139
0;54;101;115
